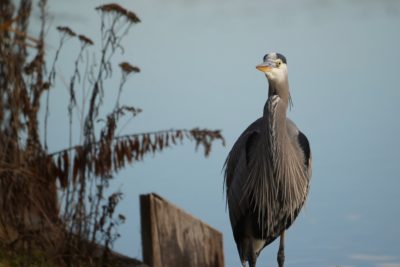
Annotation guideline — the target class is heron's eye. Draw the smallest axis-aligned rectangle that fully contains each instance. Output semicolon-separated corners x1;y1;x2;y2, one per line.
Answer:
276;60;282;68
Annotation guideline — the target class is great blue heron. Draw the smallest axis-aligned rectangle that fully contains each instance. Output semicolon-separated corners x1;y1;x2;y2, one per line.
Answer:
224;53;312;267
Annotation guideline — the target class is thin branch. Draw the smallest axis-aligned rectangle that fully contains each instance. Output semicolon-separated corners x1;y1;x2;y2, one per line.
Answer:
49;128;224;157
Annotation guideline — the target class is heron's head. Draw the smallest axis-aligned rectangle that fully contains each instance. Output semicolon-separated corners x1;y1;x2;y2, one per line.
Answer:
256;53;288;84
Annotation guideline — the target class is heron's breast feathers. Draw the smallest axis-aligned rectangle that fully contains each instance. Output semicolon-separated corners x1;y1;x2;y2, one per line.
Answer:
241;95;310;236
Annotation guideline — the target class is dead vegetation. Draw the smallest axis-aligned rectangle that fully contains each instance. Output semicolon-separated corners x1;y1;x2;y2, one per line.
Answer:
0;1;224;266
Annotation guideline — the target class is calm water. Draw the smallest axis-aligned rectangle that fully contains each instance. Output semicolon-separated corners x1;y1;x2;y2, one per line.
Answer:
41;0;400;266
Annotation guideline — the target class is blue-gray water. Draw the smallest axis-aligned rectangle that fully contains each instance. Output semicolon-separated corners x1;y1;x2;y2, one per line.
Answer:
40;0;400;266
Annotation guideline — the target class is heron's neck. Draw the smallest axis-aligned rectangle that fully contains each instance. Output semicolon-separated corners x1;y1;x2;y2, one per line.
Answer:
263;80;290;152
268;79;290;107
263;80;290;119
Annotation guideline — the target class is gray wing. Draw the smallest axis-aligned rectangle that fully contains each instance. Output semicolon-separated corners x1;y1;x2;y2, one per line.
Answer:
286;118;312;175
223;118;263;196
223;118;264;242
281;118;312;229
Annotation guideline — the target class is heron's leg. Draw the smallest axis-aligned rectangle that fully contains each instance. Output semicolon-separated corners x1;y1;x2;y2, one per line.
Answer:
277;231;285;267
248;248;257;267
248;255;257;267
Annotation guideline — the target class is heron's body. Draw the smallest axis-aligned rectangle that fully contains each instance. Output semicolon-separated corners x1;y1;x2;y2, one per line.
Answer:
224;53;312;267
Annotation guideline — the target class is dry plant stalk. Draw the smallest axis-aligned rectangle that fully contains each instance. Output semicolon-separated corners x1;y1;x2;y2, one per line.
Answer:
0;1;224;266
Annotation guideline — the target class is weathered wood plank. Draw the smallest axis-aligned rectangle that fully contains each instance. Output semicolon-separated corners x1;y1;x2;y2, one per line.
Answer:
140;193;224;267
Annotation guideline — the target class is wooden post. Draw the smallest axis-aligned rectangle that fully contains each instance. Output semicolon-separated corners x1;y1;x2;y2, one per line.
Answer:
140;193;224;267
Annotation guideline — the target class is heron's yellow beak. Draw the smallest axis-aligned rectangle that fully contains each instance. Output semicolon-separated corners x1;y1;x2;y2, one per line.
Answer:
256;65;272;72
256;61;274;73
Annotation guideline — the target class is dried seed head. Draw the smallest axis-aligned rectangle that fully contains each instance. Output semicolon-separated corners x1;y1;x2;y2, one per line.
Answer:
56;26;76;37
24;64;34;75
78;34;94;46
119;62;140;74
96;3;140;23
126;10;141;23
42;82;50;90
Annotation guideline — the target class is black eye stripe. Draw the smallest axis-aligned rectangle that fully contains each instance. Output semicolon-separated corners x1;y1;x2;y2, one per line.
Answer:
276;53;287;64
262;53;287;64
